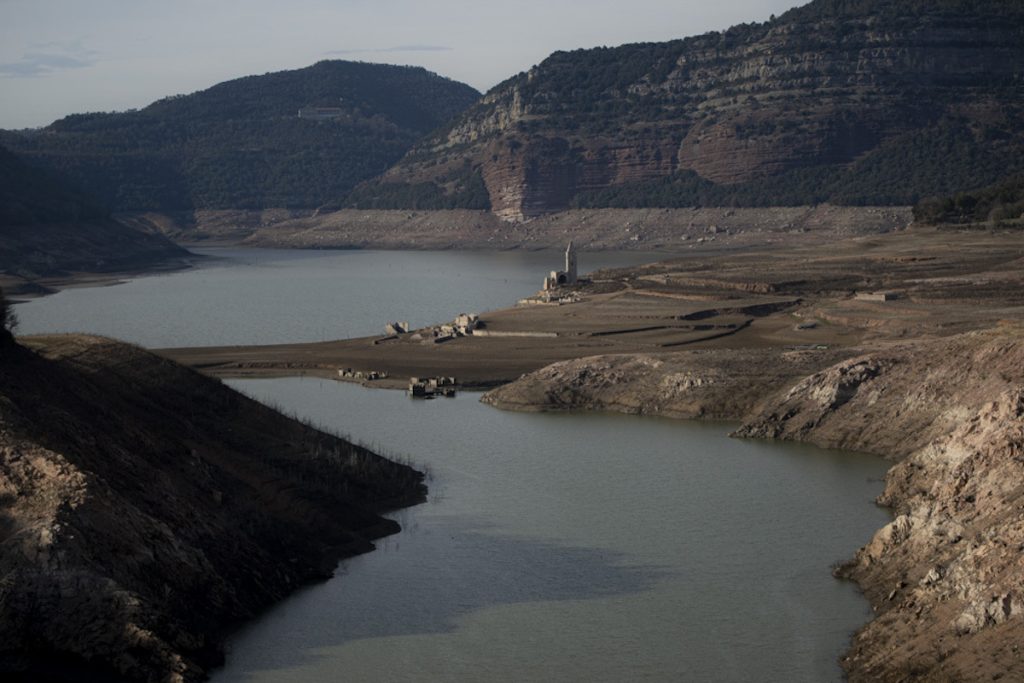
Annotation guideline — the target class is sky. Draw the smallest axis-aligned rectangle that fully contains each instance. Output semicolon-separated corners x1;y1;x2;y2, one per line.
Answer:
0;0;806;129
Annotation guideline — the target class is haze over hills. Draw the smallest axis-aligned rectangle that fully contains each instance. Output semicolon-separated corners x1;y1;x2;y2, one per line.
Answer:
0;61;481;212
353;0;1024;221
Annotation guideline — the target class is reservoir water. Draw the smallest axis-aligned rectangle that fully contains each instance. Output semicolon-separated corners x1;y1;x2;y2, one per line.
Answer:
16;247;666;348
16;248;891;681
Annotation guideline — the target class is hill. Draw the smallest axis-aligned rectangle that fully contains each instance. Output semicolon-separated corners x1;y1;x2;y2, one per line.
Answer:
0;333;425;682
0;144;188;284
0;61;480;212
0;144;106;226
351;0;1024;220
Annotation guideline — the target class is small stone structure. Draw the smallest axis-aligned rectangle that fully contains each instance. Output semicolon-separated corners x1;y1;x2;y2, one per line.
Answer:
408;376;457;398
385;321;410;336
339;368;388;381
298;107;344;120
419;313;479;343
855;291;898;302
455;313;480;335
543;241;578;291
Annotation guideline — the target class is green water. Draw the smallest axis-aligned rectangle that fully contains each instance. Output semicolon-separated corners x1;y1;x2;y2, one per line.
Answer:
215;378;889;682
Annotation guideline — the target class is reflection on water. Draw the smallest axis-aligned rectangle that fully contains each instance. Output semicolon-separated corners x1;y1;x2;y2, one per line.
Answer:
213;378;890;683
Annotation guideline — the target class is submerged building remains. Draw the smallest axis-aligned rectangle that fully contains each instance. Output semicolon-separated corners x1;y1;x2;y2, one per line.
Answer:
543;241;578;291
408;376;457;398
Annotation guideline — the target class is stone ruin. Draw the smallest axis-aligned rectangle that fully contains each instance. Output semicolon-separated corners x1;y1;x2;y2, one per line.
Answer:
338;368;388;381
408;376;457;398
543;241;578;291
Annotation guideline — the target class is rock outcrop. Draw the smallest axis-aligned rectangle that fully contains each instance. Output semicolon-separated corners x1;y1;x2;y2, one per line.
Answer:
361;0;1024;220
737;327;1024;681
482;347;859;419
836;388;1024;681
735;328;1024;458
0;335;425;682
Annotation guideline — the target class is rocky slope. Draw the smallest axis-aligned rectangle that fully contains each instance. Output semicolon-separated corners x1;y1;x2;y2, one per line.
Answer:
738;327;1024;681
358;0;1024;220
481;347;858;419
0;334;425;682
0;61;480;212
734;329;1024;458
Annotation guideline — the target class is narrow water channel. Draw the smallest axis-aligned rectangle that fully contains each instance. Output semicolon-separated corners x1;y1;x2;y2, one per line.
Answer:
215;378;889;682
15;247;891;681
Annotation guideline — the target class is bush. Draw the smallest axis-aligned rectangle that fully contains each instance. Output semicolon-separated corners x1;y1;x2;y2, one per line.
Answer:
913;175;1024;225
0;287;17;342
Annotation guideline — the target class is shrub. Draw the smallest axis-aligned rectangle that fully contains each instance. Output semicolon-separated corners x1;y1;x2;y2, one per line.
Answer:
0;287;17;342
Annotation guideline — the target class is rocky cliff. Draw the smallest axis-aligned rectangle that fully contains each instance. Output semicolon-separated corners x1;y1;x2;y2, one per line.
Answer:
357;0;1024;220
738;327;1024;681
0;334;425;682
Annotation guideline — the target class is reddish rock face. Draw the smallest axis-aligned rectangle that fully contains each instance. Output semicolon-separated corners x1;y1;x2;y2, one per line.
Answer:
373;1;1024;220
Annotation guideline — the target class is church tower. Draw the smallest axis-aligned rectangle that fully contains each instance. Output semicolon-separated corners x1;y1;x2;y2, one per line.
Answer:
565;241;577;285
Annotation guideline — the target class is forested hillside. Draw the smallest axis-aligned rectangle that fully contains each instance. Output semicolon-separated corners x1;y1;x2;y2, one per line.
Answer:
0;144;187;280
0;144;106;226
1;61;480;211
914;175;1024;225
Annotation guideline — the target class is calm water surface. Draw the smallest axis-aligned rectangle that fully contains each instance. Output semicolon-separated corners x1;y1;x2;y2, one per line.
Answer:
216;379;889;683
15;247;890;681
16;247;663;347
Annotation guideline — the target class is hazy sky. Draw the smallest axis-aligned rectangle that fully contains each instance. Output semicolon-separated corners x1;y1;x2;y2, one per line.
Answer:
0;0;805;129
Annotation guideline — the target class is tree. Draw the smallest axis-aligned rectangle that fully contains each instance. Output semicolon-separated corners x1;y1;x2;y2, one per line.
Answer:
0;286;17;343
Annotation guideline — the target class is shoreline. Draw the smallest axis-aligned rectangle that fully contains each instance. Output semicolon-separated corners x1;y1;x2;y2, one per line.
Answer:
121;205;912;252
1;334;427;682
158;225;1024;681
2;254;201;301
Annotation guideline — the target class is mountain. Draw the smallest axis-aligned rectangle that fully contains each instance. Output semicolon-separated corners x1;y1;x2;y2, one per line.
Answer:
351;0;1024;221
0;61;481;212
0;333;425;682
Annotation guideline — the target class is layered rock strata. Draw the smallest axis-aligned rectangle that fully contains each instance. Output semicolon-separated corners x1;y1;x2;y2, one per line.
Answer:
367;1;1024;219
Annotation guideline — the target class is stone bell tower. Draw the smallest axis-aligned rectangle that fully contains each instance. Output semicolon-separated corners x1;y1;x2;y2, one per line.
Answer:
564;241;577;285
